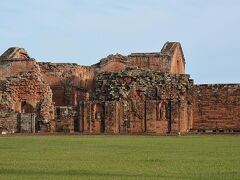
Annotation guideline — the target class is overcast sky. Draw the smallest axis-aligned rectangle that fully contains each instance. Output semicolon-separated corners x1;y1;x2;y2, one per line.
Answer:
0;0;239;84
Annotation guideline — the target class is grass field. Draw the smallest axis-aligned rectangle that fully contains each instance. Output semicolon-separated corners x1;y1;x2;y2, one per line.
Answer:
0;135;239;180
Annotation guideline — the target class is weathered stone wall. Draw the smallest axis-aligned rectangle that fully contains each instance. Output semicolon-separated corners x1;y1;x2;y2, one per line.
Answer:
79;69;194;134
96;54;128;73
0;80;17;133
169;45;185;74
17;113;36;133
0;60;37;80
55;106;76;133
0;112;17;134
79;100;191;134
193;84;240;132
6;72;53;116
0;47;30;60
95;42;185;74
98;53;172;73
38;63;96;106
0;71;54;133
127;53;171;73
94;69;193;101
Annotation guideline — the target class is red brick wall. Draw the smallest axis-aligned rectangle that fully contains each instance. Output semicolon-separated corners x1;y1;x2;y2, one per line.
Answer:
79;100;192;134
38;63;96;106
170;45;185;74
193;84;240;130
128;55;170;72
0;60;36;79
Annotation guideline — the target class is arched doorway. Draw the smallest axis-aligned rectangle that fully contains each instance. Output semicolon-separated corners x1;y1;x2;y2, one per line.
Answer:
21;101;34;113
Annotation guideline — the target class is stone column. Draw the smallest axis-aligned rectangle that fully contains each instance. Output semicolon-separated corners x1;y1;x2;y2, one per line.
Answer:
178;100;188;133
145;100;157;133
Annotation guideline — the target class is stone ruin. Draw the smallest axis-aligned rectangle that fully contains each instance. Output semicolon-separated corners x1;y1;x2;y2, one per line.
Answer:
0;42;239;134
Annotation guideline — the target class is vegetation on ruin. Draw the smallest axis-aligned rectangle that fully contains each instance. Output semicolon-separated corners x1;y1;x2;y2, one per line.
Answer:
0;135;239;180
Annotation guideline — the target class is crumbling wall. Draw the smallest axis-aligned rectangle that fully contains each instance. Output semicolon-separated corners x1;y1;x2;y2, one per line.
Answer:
79;69;194;134
0;60;37;80
94;69;193;101
55;106;76;133
161;42;185;74
0;47;30;60
0;111;17;134
6;72;53;115
38;63;95;106
95;42;185;74
0;71;54;133
0;80;17;133
96;54;128;73
128;53;171;72
96;53;171;73
193;84;240;132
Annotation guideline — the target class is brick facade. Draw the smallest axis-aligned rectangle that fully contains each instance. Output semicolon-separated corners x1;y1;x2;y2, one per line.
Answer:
192;84;240;132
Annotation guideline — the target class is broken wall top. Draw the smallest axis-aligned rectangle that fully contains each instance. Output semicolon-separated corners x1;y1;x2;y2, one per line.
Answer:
93;42;186;74
94;68;194;102
0;47;31;61
0;41;186;74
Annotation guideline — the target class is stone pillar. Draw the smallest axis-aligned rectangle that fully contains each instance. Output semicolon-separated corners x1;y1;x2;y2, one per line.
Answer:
178;100;188;133
105;101;116;133
78;101;84;132
118;101;126;133
115;101;120;133
31;113;36;133
187;103;193;131
129;101;145;133
73;89;78;106
145;100;157;133
82;101;91;133
167;100;173;133
122;101;130;133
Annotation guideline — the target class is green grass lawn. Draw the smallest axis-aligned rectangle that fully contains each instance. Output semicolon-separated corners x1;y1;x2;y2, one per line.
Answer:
0;135;239;180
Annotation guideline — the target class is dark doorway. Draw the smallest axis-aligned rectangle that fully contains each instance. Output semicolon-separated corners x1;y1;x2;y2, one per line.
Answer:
21;101;34;113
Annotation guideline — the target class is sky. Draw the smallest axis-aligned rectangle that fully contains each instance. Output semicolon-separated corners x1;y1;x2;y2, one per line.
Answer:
0;0;240;84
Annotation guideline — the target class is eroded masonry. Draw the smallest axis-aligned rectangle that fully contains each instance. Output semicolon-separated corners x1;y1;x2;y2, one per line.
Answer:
0;42;239;134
